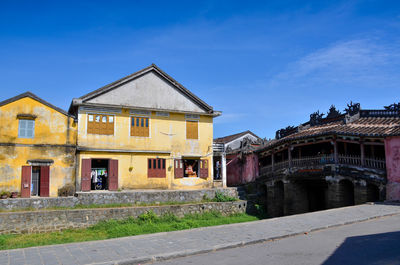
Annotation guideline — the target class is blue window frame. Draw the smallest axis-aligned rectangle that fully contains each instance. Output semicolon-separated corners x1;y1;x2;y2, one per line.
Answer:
18;119;35;138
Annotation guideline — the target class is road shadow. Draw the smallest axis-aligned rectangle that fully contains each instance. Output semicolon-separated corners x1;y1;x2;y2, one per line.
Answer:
322;231;400;265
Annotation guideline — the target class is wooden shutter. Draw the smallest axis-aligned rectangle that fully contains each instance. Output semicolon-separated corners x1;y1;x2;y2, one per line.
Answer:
88;114;114;135
107;115;114;135
174;159;184;178
81;159;92;191
109;159;118;191
186;121;198;139
87;115;94;134
148;158;153;178
144;118;149;137
200;159;208;179
159;159;166;178
40;166;50;197
131;117;149;137
21;166;32;198
148;158;166;178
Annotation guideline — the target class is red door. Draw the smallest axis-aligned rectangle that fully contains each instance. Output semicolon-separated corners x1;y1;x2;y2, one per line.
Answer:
200;159;209;179
109;159;118;191
40;166;50;197
81;159;92;191
21;166;32;198
174;159;183;178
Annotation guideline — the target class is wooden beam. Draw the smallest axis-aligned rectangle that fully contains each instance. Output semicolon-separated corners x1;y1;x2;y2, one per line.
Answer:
360;139;365;166
337;139;360;145
291;139;331;148
363;142;384;146
271;152;275;171
333;139;338;164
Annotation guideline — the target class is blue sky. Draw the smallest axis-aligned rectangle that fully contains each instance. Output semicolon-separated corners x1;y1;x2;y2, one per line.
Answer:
1;0;400;139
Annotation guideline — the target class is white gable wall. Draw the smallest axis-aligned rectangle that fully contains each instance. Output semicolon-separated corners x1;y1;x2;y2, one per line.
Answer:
86;71;207;113
225;134;259;151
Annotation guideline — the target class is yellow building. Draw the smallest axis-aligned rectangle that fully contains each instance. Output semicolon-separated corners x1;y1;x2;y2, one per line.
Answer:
0;92;77;197
69;64;221;191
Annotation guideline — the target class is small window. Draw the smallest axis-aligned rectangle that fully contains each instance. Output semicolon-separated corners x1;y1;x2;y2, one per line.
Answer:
158;159;161;169
156;111;169;117
162;159;165;169
153;159;156;169
148;159;152;169
186;120;198;139
18;119;35;138
131;116;150;137
87;114;114;135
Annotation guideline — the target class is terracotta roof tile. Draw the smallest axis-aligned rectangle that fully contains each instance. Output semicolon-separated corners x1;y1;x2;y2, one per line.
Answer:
258;117;400;151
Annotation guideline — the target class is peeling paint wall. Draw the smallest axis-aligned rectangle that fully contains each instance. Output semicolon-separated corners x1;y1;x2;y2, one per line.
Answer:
0;97;77;196
226;153;259;186
385;136;400;200
77;110;213;190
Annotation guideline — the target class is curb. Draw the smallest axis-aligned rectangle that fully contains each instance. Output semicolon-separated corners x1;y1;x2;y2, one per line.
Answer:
95;211;400;265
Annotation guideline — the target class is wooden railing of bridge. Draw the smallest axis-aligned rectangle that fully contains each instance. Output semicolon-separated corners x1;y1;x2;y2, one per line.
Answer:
260;155;386;175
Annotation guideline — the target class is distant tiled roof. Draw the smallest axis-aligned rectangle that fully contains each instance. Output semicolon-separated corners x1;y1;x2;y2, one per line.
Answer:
258;116;400;152
214;130;261;144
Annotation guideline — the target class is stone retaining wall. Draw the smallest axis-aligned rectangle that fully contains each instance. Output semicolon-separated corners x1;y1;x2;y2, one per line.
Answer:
0;188;238;210
0;201;247;234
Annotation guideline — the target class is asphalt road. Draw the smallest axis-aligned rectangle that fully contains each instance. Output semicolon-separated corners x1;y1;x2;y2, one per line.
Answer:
149;214;400;265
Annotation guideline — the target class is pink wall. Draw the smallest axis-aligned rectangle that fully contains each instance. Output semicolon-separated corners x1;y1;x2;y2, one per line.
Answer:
384;136;400;201
227;153;259;186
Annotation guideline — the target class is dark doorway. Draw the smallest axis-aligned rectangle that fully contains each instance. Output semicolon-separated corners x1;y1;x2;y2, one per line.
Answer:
306;180;327;212
31;166;40;196
183;159;199;178
30;166;50;197
213;157;221;180
275;181;284;217
91;159;109;190
339;180;355;206
367;184;380;202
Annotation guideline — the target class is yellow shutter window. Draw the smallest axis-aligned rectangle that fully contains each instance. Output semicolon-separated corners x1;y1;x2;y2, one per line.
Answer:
87;114;114;135
131;116;149;137
186;121;198;139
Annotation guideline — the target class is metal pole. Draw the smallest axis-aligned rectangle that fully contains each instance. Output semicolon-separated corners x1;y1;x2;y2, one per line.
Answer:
221;153;227;188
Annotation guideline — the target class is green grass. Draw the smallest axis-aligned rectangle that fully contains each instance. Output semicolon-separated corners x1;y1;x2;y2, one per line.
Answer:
0;211;259;250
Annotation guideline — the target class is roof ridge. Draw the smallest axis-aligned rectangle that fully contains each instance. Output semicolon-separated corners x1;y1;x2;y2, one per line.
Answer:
0;91;71;117
76;64;213;113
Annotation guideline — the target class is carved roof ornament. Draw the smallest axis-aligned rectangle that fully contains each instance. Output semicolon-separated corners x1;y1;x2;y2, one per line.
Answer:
310;111;324;126
384;102;400;111
326;105;341;119
345;101;360;116
275;125;297;139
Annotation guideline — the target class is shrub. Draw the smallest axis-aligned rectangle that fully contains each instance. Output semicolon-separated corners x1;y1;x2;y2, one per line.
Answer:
138;211;159;223
202;193;211;201
254;204;267;219
57;184;75;197
213;191;237;202
0;191;11;198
